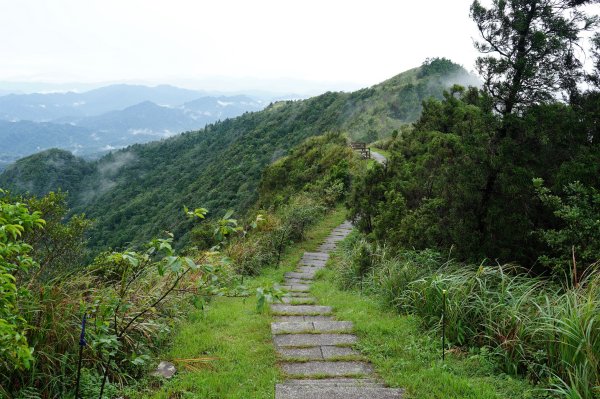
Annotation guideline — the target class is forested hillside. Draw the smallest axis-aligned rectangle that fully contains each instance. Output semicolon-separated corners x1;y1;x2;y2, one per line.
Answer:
0;59;474;251
341;1;600;396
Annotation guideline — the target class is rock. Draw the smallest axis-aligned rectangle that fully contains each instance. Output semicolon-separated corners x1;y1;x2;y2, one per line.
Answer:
152;360;176;378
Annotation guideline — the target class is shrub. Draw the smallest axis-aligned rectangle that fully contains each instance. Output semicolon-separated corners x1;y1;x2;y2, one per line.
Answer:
534;179;600;279
225;195;326;275
1;197;242;398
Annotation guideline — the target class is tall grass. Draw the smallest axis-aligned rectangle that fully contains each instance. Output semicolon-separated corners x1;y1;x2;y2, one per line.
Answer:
334;235;600;398
225;194;326;275
541;271;599;398
4;268;202;399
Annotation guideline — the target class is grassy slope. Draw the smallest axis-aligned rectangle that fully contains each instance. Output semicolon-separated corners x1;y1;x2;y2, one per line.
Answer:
130;207;347;399
311;256;538;399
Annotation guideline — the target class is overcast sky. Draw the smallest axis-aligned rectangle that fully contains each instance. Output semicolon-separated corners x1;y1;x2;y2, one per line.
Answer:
0;1;512;93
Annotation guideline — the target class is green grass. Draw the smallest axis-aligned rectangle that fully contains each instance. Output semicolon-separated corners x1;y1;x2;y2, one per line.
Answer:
311;264;541;399
130;206;347;398
130;296;276;399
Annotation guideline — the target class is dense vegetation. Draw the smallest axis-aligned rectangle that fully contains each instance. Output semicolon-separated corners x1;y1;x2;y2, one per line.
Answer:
0;131;360;398
335;236;599;397
0;188;237;398
350;86;600;270
342;0;600;397
1;149;95;196
0;61;474;253
349;8;600;274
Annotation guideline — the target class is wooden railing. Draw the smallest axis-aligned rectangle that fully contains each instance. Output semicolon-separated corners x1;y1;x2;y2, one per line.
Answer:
350;142;371;159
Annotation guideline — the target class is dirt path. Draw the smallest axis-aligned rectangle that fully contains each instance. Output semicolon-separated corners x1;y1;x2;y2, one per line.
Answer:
370;150;387;165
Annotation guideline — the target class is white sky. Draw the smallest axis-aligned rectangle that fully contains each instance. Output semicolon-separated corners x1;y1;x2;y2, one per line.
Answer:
0;0;503;93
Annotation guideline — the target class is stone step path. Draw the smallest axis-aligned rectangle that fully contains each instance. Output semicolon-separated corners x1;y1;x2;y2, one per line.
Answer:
271;221;404;398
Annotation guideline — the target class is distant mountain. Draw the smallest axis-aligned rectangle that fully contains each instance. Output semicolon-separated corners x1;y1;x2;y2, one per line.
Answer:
0;59;479;251
0;90;265;169
0;84;207;122
0;120;93;170
71;95;264;134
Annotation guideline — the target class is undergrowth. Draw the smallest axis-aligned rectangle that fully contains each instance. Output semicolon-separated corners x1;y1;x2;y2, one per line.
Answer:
330;232;599;398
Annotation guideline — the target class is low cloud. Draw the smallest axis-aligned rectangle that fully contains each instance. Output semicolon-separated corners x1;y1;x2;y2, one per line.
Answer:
79;151;136;203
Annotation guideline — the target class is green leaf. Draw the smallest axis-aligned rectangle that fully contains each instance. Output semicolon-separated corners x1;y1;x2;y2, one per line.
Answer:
184;257;198;270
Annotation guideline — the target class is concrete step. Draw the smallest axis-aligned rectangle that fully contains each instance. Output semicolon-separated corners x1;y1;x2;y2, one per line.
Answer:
280;361;373;377
318;244;337;250
303;256;327;261
297;266;321;274
281;378;383;388
274;333;357;347
284;278;313;285
272;321;353;334
299;261;327;268
300;259;328;265
285;272;316;279
281;297;316;305
277;345;360;360
275;315;335;322
288;292;312;298
303;252;330;259
276;385;404;399
280;284;311;292
271;305;332;316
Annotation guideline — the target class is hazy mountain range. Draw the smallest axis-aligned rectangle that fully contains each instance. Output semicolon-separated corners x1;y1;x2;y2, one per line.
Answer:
0;84;268;169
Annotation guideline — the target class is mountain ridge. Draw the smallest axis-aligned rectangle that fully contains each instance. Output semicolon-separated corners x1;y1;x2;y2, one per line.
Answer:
0;59;478;251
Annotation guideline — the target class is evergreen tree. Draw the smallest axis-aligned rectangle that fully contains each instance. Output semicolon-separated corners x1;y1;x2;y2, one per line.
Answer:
471;0;597;115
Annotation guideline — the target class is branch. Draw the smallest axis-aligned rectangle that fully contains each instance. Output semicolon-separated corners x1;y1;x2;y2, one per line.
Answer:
117;268;190;338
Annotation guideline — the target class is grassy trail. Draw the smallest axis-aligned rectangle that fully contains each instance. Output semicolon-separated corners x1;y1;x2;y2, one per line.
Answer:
132;205;536;398
131;207;347;399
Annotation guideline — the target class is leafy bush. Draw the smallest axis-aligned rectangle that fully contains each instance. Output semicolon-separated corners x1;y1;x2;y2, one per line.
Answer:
225;195;326;275
0;189;45;371
0;193;245;399
534;179;600;278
